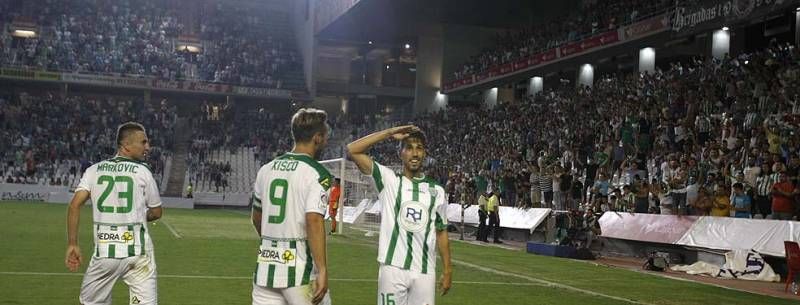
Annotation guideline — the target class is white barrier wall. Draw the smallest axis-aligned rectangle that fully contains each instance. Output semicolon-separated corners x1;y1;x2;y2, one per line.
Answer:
600;212;800;258
446;205;552;232
677;217;800;257
1;183;194;209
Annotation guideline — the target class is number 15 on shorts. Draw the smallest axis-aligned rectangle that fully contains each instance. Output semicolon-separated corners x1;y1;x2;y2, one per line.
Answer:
380;293;395;305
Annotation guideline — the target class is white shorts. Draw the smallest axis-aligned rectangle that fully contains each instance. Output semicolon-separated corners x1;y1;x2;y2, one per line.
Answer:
252;282;331;305
80;254;157;305
377;264;435;305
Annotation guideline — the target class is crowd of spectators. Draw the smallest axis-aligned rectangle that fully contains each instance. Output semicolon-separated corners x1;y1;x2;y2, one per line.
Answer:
186;102;294;192
451;0;673;81
434;42;800;221
0;0;300;88
0;91;176;188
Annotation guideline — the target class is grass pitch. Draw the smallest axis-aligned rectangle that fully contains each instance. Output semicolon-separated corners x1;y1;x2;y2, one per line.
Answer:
0;201;794;305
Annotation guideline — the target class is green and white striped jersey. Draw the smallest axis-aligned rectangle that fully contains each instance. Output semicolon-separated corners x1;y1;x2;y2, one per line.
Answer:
371;161;448;274
252;152;332;288
76;156;162;259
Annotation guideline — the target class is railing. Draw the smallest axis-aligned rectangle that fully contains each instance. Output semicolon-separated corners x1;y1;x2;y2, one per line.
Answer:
446;5;676;86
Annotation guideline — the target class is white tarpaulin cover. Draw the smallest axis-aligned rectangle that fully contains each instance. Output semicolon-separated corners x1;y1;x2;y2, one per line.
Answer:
676;217;800;257
446;204;552;231
671;249;780;282
338;199;370;224
365;200;381;215
446;204;480;225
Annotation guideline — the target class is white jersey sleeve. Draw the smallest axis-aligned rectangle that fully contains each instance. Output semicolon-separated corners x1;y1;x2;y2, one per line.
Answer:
144;173;162;208
434;185;448;231
252;168;265;212
371;160;399;195
76;169;93;193
303;178;327;216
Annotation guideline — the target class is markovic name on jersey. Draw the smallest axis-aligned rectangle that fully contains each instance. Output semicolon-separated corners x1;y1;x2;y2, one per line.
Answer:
97;162;140;174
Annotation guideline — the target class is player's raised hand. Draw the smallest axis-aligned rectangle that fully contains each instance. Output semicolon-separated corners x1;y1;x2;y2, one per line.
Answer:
389;125;421;141
311;269;328;304
438;270;452;296
65;245;82;272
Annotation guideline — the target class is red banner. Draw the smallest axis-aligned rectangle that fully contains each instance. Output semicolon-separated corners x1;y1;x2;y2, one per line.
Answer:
442;29;619;92
512;58;529;71
599;213;699;244
538;49;557;63
583;31;620;49
560;42;583;57
498;63;513;74
624;14;669;40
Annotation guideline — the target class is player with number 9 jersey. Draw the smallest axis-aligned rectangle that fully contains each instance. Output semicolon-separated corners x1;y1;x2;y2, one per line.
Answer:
250;108;332;305
252;152;332;289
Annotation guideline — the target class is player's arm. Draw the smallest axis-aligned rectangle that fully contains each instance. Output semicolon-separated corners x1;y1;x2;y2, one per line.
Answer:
145;173;163;222
251;172;264;236
147;207;163;222
65;190;90;272
305;180;330;304
435;193;452;296
436;228;452;296
251;208;262;236
346;125;420;175
306;212;327;304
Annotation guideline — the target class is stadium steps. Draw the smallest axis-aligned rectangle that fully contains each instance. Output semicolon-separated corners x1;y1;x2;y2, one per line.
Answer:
163;118;192;197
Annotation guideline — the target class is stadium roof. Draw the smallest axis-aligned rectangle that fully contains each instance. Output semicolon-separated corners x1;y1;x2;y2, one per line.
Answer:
318;0;579;44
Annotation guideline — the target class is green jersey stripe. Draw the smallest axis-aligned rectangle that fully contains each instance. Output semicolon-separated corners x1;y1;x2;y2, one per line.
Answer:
403;232;414;269
384;177;403;265
252;195;262;211
288;241;297;287
267;265;276;288
435;214;446;230
127;225;135;256
253;264;259;285
402;181;420;269
140;226;146;254
95;224;100;257
301;241;313;285
108;244;116;258
421;182;437;274
372;160;384;192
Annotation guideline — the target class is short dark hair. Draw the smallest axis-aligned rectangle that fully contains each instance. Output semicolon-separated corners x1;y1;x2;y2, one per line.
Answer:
291;108;328;143
733;182;743;189
116;122;146;147
398;130;427;151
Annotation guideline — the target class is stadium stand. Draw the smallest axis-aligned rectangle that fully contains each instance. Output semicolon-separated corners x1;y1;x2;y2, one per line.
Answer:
0;91;176;191
450;0;677;81
398;43;800;220
0;0;303;89
1;0;797;221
